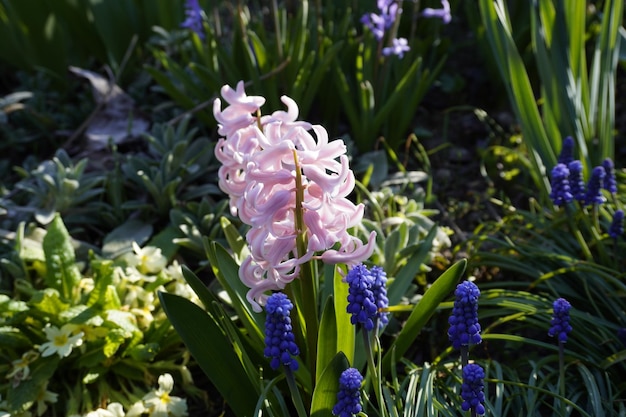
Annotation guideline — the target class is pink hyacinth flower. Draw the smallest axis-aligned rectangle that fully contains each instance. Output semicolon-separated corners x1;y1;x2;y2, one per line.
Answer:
214;82;377;312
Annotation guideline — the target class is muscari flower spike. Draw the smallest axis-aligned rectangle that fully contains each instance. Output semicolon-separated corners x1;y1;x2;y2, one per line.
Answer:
602;158;617;194
567;160;586;203
448;281;482;350
332;368;363;417
584;166;606;206
264;292;300;371
346;264;378;331
181;0;205;39
548;298;572;343
370;266;390;327
609;210;624;239
557;136;575;165
461;363;486;415
549;163;573;206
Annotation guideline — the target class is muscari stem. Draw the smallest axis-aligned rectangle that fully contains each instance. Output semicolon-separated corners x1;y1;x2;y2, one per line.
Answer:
362;329;387;417
285;367;308;417
559;341;565;402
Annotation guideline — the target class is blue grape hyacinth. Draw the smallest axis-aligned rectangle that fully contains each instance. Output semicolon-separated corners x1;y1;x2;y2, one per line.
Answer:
567;160;586;203
584;166;606;206
264;292;300;371
346;264;389;331
370;266;390;327
549;163;573;206
448;281;482;350
461;364;486;415
602;158;617;194
548;298;572;343
181;0;205;39
332;368;363;417
557;136;575;165
609;210;624;239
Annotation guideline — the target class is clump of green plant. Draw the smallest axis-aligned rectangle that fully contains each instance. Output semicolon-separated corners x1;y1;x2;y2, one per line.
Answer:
147;0;450;152
0;214;201;416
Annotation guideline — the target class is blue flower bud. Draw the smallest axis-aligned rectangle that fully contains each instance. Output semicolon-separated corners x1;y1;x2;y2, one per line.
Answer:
549;164;573;206
602;158;617;194
557;136;575;165
461;363;486;415
609;210;624;239
548;298;572;343
448;281;482;350
332;368;363;417
567;160;586;203
264;293;300;371
584;166;606;206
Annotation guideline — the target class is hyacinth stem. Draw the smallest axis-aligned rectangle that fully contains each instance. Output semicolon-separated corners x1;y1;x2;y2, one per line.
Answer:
292;149;319;381
285;367;308;417
558;341;565;402
565;204;593;261
362;329;387;417
460;345;469;368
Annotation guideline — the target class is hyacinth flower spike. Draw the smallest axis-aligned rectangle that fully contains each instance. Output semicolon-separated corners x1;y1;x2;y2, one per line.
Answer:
567;160;586;203
549;297;572;399
345;263;389;412
557;136;575;165
448;281;482;367
263;292;307;417
332;368;363;417
461;364;486;416
549;163;573;207
609;210;624;240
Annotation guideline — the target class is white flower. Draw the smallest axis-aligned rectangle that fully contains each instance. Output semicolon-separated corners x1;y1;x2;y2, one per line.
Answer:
7;351;39;386
34;382;58;416
38;324;84;358
85;402;125;417
132;242;168;275
125;401;148;417
142;374;188;417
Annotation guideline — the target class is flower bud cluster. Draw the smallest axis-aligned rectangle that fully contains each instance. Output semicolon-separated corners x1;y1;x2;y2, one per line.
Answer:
264;292;300;371
461;363;486;415
332;368;363;417
448;281;482;350
214;82;376;311
345;264;389;331
548;297;572;343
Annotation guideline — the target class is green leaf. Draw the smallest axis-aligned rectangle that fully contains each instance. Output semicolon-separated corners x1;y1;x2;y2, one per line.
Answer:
42;214;82;301
333;265;355;366
387;227;437;306
382;259;466;374
316;296;338;384
29;288;69;316
159;292;259;417
101;218;153;259
7;355;60;413
310;352;350;417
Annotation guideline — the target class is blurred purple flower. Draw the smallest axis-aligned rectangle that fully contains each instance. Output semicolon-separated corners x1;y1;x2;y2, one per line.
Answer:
557;136;575;165
382;37;410;58
567;160;586;203
602;158;617;194
549;163;573;206
181;0;205;39
422;0;451;24
609;210;624;239
584;166;606;206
